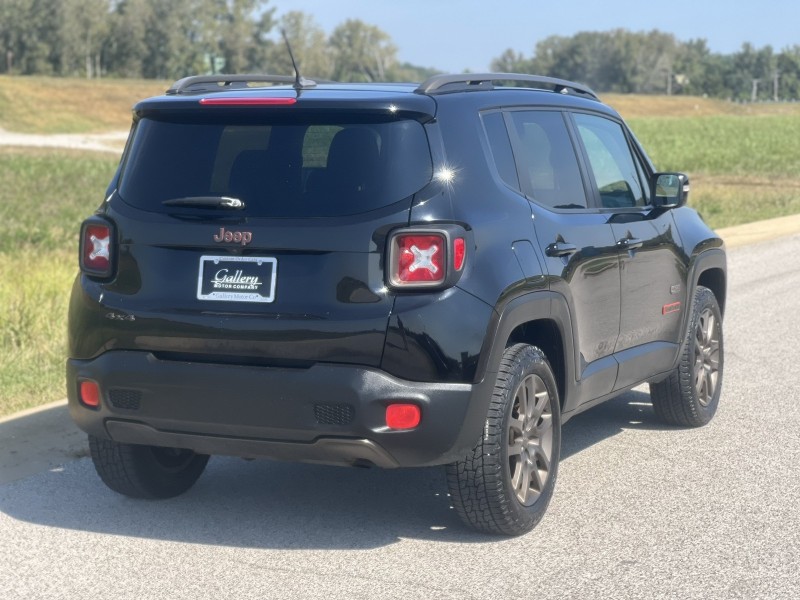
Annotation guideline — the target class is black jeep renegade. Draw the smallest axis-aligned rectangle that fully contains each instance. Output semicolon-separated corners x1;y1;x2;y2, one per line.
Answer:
67;73;726;536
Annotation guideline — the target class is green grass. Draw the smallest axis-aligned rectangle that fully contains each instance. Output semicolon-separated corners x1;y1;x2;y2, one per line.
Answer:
629;115;800;175
0;148;118;415
629;115;800;228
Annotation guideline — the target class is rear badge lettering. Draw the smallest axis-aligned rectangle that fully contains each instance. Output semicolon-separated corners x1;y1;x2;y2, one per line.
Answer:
213;227;252;246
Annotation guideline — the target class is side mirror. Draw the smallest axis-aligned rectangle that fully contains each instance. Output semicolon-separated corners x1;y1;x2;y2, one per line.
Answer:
652;172;689;208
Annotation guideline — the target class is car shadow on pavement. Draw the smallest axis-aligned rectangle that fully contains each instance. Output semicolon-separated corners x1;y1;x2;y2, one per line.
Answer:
562;388;674;459
0;389;671;549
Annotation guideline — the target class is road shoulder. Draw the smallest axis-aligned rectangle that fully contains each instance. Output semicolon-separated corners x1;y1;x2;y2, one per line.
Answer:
717;213;800;248
0;400;88;484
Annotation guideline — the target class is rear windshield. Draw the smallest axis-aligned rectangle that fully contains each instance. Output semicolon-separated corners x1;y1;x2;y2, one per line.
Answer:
118;115;432;217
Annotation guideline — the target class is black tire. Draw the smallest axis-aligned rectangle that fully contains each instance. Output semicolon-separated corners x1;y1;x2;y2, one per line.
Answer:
89;435;210;499
650;285;723;427
446;344;561;536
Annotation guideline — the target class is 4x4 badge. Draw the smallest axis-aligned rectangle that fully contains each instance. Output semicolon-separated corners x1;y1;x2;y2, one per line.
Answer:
213;227;252;246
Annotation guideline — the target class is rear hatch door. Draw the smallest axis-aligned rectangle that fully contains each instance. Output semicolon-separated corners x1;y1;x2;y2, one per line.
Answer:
98;96;436;368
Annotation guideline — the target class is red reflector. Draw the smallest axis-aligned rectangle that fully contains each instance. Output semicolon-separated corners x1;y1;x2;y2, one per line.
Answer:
199;97;297;106
80;381;101;408
453;238;466;271
82;223;111;274
662;301;681;315
386;404;421;430
392;234;446;285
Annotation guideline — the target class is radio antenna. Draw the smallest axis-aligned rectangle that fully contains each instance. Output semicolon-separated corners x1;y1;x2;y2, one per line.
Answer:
280;28;316;92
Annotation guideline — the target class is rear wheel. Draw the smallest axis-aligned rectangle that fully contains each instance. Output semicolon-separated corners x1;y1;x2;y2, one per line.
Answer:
89;436;209;499
650;285;723;427
447;344;561;536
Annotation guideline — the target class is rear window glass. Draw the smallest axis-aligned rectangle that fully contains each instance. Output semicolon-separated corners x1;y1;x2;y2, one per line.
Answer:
118;116;432;217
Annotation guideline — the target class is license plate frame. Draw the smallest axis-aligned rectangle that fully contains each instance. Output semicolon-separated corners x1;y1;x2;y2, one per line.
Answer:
196;255;277;303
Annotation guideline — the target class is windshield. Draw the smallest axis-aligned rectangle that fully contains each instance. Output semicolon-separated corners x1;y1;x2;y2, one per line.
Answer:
118;115;433;218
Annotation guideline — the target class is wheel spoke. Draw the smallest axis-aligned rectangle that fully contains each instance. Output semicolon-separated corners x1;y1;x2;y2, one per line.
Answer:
532;413;553;438
508;438;524;457
507;372;556;506
510;459;523;492
523;377;536;421
704;369;715;402
692;306;721;406
530;463;545;493
516;460;532;502
704;313;716;345
509;414;525;437
695;366;705;397
533;445;551;474
707;348;721;370
531;391;548;422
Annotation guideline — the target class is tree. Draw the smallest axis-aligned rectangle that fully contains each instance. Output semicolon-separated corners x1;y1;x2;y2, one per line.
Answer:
59;0;111;77
776;46;800;100
264;11;331;78
329;19;397;82
8;0;63;75
490;49;531;73
106;0;152;78
218;0;266;73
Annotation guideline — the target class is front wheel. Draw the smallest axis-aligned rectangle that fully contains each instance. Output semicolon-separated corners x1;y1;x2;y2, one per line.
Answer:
447;344;561;536
89;436;209;499
650;285;724;427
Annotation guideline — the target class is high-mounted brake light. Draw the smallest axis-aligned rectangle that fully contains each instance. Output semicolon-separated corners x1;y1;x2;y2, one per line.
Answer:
80;219;114;278
199;97;297;106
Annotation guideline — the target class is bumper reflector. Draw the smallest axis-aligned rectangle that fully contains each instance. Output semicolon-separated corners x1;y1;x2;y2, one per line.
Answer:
79;381;101;408
386;403;421;430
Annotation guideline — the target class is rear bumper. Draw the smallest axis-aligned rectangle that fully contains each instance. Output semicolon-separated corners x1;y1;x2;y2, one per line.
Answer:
67;351;490;468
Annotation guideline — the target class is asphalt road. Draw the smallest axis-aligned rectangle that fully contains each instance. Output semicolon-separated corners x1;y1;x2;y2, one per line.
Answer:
2;234;799;599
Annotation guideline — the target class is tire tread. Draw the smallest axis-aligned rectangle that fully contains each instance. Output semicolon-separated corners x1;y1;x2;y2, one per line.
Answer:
650;286;722;427
446;344;559;536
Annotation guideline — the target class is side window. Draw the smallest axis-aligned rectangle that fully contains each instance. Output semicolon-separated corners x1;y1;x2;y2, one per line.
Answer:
508;111;588;210
481;111;520;191
573;113;646;209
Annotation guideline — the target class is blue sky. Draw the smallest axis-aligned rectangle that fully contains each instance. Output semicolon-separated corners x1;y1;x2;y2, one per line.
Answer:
271;0;800;72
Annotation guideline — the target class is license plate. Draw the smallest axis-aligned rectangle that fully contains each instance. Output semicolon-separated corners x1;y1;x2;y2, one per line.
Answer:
196;256;277;303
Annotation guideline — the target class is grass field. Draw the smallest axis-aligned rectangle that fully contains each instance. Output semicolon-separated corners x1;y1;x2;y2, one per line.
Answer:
628;115;800;227
0;76;799;416
0;148;118;415
0;76;165;133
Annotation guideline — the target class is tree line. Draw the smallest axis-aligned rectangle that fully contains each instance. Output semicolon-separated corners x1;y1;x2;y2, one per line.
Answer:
1;1;798;101
0;0;436;82
492;30;800;101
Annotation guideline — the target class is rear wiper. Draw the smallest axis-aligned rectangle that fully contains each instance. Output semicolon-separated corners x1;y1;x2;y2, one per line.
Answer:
161;196;245;209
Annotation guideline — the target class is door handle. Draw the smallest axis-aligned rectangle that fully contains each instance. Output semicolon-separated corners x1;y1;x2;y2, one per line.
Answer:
545;241;578;258
617;237;643;250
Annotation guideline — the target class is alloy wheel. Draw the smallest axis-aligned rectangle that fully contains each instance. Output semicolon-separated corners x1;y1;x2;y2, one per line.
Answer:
508;374;554;506
694;307;721;407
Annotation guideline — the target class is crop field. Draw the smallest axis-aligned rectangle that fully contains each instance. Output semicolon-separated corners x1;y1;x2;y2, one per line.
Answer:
628;114;800;227
0;76;799;415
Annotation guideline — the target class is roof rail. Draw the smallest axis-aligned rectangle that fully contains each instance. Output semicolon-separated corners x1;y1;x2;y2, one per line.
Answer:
415;73;598;99
166;74;315;95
